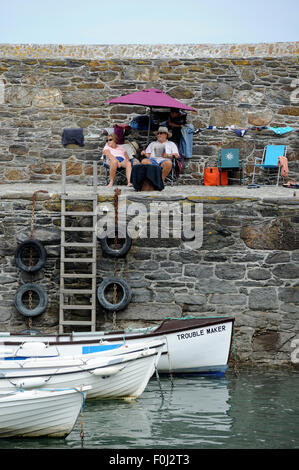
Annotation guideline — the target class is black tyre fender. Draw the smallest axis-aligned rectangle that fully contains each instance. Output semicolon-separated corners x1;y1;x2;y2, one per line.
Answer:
98;226;132;258
97;277;131;311
15;239;47;273
15;283;48;317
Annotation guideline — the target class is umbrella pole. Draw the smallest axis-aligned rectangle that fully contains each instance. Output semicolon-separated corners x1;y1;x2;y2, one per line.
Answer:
146;108;152;145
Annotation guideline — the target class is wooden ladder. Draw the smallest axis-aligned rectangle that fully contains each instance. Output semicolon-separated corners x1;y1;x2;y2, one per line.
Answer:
59;161;98;333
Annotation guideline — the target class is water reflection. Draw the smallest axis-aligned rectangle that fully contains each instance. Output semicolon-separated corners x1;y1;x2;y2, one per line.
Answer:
1;370;298;449
66;375;232;449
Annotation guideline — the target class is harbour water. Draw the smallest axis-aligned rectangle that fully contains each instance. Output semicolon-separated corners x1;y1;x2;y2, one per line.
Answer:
1;368;298;450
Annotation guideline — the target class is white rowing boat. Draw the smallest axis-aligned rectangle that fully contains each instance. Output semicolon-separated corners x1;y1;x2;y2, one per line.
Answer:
0;386;89;438
0;339;164;399
0;316;234;375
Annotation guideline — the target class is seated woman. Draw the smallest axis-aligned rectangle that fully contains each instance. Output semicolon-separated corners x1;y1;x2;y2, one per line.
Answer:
103;134;133;187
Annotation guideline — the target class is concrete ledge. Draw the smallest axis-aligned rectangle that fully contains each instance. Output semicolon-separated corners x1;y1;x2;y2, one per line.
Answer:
0;42;298;59
0;183;298;202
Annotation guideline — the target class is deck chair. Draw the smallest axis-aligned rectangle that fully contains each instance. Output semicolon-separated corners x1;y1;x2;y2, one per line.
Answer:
164;158;177;186
251;145;286;186
101;141;139;186
217;148;245;185
102;155;131;185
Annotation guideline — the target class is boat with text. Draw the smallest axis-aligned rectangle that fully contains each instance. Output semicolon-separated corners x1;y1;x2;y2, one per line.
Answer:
0;317;234;375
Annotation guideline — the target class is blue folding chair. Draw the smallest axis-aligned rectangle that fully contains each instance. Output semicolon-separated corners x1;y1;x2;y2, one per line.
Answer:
251;145;286;186
217;148;245;185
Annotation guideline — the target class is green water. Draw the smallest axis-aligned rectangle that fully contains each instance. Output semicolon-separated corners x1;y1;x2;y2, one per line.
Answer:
1;369;298;450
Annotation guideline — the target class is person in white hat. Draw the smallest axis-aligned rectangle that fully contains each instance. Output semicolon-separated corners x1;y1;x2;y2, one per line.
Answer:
141;126;179;181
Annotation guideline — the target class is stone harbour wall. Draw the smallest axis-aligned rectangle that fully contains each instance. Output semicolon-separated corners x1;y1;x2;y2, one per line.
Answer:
0;189;298;367
0;43;298;368
0;42;298;185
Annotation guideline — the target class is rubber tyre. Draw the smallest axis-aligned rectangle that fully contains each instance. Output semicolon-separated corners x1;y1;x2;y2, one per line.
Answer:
97;277;131;311
98;226;132;258
15;283;48;317
15;239;47;273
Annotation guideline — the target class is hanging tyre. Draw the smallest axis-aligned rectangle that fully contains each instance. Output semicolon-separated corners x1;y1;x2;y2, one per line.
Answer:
15;283;48;317
98;226;132;258
15;239;47;273
97;277;131;311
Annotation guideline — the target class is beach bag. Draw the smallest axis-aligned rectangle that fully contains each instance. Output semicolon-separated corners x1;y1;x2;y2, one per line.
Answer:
204;167;228;186
130;115;155;131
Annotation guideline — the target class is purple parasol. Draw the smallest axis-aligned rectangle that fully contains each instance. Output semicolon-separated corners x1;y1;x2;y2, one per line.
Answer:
106;88;196;111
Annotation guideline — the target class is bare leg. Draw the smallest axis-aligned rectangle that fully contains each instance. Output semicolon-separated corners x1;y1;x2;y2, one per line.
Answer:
108;158;118;187
161;159;172;181
120;160;132;186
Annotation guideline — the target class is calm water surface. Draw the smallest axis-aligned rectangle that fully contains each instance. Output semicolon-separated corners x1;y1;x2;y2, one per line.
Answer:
1;369;298;450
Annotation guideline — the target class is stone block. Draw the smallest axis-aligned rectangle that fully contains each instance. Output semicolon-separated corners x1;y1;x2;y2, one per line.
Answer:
184;264;213;278
248;109;273;126
131;288;154;302
278;107;299;116
116;302;182;320
273;263;299;279
252;331;279;352
0;306;13;322
195;279;238;294
265;252;291;264
154;290;175;303
215;264;246;280
210;294;247;305
209;105;248;127
174;293;206;305
249;287;279;310
32;88;63;107
278;287;299;304
248;268;271;280
240;219;297;251
144;272;172;281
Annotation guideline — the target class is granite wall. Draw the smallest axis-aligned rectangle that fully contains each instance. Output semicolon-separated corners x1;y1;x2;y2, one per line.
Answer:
0;190;298;367
0;43;298;185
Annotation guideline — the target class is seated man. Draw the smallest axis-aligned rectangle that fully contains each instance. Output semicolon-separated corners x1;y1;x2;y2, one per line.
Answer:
103;133;133;187
141;126;179;181
167;108;187;146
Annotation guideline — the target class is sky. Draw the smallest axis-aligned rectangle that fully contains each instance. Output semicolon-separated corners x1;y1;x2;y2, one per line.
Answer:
0;0;298;45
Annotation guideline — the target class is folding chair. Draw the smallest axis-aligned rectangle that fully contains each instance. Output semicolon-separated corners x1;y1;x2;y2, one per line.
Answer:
101;154;129;185
217;148;244;185
164;158;177;186
251;145;286;186
101;141;139;186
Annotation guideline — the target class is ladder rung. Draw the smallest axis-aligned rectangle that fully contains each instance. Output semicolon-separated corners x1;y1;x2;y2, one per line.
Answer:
61;289;94;294
60;321;94;326
62;274;95;279
61;211;96;216
62;226;94;232
62;242;96;247
61;305;94;310
61;195;97;200
62;258;96;263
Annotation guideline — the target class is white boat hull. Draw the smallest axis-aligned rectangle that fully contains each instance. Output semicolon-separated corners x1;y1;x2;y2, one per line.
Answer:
0;317;234;375
0;387;88;438
0;342;164;400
